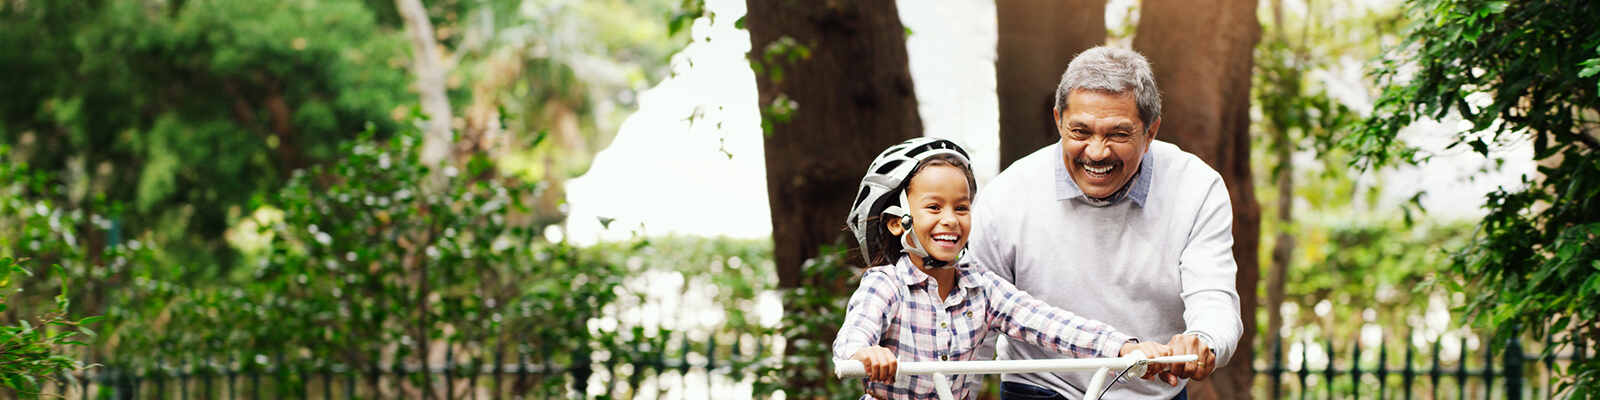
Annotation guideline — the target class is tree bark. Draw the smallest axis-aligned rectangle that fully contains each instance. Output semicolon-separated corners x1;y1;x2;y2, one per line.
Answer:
995;0;1107;170
743;0;922;287
396;0;453;167
1133;0;1261;398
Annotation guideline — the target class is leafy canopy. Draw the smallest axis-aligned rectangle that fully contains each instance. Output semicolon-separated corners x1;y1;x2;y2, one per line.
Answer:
1347;0;1599;395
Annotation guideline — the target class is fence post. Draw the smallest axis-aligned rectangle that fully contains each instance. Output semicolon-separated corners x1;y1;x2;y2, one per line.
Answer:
1325;340;1335;400
1483;335;1496;400
1430;340;1441;399
493;344;503;399
1504;332;1523;400
1270;336;1283;400
1403;338;1414;400
1352;339;1362;400
1298;341;1309;400
445;343;454;400
1377;339;1388;400
155;361;167;399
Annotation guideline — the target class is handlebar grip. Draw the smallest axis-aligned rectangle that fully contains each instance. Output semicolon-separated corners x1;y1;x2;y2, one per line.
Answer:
834;359;867;379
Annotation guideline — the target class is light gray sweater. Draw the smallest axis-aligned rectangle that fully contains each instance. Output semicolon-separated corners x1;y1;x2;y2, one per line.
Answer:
968;140;1243;400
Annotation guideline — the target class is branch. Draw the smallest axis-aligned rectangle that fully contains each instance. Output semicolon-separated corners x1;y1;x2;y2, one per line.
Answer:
395;0;455;168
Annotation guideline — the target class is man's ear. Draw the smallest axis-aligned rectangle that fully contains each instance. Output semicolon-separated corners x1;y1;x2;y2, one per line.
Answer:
1144;117;1161;143
1052;106;1064;132
885;216;906;236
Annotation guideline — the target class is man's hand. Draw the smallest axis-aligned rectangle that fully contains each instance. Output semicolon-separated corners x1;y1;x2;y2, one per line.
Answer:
1166;334;1217;382
1118;340;1176;383
851;347;898;384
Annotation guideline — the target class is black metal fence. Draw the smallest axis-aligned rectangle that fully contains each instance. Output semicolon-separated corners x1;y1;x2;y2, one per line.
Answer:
1257;333;1579;399
43;332;779;399
41;331;1580;399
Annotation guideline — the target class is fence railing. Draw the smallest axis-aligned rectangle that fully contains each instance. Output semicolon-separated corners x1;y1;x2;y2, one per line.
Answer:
1256;332;1581;400
40;330;1582;399
43;332;780;399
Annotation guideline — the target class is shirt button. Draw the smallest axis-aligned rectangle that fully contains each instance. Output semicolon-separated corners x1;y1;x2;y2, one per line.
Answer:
940;354;949;361
940;321;948;328
964;311;973;318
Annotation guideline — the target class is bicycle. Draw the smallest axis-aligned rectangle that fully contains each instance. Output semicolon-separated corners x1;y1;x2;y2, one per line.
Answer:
833;352;1198;400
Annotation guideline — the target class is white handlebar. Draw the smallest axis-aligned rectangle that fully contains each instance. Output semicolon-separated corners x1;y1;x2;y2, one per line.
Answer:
833;354;1198;379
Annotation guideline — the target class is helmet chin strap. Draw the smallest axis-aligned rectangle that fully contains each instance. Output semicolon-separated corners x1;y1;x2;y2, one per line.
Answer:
891;191;960;270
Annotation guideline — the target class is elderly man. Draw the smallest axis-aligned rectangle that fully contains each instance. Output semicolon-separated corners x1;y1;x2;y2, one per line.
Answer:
968;46;1243;400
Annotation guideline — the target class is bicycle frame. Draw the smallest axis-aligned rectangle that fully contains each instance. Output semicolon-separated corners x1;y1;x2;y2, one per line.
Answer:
833;353;1198;400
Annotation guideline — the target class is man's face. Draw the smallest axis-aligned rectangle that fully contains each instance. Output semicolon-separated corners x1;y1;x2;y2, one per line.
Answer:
1055;89;1158;199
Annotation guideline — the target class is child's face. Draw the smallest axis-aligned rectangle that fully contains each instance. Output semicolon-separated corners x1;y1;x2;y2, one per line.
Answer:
888;164;972;265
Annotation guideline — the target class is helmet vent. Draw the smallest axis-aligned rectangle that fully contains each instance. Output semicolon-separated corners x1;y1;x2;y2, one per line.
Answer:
874;159;905;175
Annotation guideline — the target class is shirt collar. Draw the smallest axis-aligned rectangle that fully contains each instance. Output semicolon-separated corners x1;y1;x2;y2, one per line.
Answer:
894;256;930;286
893;255;983;290
1053;142;1154;207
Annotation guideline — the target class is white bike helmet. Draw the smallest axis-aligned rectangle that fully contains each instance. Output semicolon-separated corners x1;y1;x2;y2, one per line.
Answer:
845;137;972;267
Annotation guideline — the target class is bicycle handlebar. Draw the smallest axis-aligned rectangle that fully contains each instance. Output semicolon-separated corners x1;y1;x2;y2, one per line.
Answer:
833;354;1198;379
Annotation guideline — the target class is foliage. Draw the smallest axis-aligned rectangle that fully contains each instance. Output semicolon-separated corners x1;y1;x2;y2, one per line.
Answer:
102;126;623;397
0;0;687;271
0;0;412;269
753;245;860;400
0;256;98;398
1;144;148;371
1280;219;1473;336
1348;0;1600;395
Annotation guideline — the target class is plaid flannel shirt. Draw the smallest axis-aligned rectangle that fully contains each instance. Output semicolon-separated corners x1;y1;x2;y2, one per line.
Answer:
832;256;1134;400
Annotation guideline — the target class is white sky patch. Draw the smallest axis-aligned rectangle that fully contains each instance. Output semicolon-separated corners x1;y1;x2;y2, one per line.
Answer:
564;0;769;245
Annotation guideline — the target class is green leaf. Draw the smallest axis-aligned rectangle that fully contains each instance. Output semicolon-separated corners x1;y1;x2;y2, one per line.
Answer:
530;129;549;148
1579;58;1600;78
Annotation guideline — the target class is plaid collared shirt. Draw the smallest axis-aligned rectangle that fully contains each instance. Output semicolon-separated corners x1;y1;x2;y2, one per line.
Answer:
833;256;1134;400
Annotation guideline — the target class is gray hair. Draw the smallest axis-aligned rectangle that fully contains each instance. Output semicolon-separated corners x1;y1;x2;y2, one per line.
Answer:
1053;46;1162;130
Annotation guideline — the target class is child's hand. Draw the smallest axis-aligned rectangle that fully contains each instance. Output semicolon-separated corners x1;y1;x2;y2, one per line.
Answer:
850;347;898;384
1118;341;1178;385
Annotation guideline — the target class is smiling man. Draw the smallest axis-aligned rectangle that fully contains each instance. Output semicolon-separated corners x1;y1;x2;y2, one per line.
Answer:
969;46;1243;400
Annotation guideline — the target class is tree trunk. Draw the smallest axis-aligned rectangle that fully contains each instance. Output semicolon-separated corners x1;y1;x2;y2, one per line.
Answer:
743;0;922;287
1133;0;1261;398
995;0;1107;170
1263;0;1294;361
396;0;454;167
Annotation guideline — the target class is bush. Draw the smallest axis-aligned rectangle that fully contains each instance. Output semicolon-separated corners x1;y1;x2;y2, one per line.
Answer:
105;127;624;397
0;257;97;398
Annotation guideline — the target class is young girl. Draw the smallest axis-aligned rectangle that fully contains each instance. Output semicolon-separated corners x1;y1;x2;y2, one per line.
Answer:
835;137;1167;399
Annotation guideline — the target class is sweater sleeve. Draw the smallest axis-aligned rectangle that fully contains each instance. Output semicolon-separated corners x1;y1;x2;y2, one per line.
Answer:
1177;175;1244;367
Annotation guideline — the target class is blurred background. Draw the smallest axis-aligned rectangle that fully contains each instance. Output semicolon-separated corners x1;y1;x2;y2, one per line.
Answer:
2;0;1596;398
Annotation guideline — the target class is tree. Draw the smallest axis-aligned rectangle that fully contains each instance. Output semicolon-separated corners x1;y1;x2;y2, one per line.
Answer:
741;0;921;393
742;1;922;287
995;0;1107;170
1132;0;1262;398
1348;0;1600;395
0;0;412;271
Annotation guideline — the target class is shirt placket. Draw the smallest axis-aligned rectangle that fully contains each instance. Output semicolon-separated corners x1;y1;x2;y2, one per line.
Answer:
923;281;949;362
